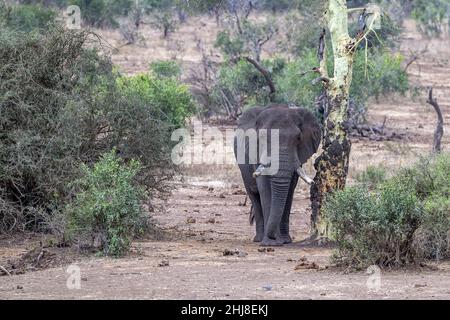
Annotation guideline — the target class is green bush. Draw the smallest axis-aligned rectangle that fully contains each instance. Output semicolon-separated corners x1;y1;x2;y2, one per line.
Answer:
0;26;176;233
214;30;244;61
0;3;57;32
411;0;450;37
324;183;421;269
118;72;196;127
276;47;409;117
324;153;450;269
417;195;450;260
355;165;387;189
66;150;145;256
150;60;181;79
205;57;286;118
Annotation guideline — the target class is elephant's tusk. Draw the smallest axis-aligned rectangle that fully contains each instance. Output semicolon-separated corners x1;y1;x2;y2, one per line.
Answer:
252;164;266;178
296;167;314;185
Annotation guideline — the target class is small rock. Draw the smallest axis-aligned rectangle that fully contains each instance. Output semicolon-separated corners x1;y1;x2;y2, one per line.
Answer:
193;209;200;213
414;283;427;288
206;218;216;224
208;186;214;192
219;193;226;198
262;284;272;291
187;217;196;224
81;277;88;281
215;213;222;217
237;251;248;258
16;285;23;290
158;260;169;267
266;248;275;252
320;292;326;296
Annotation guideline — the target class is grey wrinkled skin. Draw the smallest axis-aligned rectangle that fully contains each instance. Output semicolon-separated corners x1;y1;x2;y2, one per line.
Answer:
234;104;321;246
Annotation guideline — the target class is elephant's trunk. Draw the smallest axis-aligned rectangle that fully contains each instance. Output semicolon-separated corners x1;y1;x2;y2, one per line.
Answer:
266;176;291;239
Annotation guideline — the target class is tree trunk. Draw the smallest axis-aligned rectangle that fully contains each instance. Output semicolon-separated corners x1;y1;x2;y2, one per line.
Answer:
311;0;357;237
426;88;444;153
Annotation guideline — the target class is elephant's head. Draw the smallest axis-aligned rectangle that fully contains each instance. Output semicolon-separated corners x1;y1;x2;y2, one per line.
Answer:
253;104;321;239
253;105;321;180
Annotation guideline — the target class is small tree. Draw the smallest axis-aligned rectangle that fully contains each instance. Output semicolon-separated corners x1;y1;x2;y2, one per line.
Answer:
152;10;178;38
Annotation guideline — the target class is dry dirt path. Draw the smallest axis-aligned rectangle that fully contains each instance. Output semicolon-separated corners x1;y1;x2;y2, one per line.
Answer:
1;181;450;300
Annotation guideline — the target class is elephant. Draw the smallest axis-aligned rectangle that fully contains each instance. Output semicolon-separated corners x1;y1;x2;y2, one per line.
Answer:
234;103;321;246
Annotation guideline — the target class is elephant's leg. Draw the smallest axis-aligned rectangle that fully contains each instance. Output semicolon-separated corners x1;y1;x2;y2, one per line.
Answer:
256;176;271;237
247;191;264;242
260;177;291;247
238;164;264;242
279;174;299;244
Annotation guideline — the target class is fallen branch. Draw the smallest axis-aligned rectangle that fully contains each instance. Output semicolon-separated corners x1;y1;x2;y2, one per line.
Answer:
426;88;444;153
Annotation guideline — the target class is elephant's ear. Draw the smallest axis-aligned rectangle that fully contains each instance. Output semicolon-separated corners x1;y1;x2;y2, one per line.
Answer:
292;108;322;164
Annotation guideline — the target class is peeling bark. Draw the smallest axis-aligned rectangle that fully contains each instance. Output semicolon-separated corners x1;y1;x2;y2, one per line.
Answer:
310;0;357;237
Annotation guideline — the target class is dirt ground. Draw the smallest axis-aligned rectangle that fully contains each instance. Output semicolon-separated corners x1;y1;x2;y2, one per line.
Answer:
1;18;450;300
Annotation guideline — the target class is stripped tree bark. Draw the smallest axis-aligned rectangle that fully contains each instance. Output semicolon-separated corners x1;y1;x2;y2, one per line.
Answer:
426;88;444;153
310;0;377;237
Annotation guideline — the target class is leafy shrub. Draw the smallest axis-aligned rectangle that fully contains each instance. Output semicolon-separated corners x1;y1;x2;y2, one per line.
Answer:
324;153;450;269
411;0;450;37
324;183;421;269
275;50;323;112
150;60;181;79
276;47;409;118
0;26;176;233
208;57;285;118
416;195;450;260
355;165;387;189
214;30;244;61
151;11;178;38
118;73;196;127
66;150;145;256
0;3;57;32
351;49;409;103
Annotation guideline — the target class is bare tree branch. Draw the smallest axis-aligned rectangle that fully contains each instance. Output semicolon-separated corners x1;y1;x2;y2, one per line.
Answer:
404;45;429;72
243;56;276;101
426;87;444;153
316;28;329;82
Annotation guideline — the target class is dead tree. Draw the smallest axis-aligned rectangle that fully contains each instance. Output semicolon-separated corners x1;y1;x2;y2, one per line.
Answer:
426;88;444;153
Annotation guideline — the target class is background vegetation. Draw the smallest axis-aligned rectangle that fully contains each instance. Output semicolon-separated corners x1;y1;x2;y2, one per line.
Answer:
1;0;448;263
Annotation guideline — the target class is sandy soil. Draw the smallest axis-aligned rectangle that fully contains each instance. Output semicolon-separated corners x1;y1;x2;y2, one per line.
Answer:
1;18;450;300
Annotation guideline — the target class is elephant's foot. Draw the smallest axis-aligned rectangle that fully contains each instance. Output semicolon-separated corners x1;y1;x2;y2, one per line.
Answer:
253;234;263;242
279;234;292;244
260;236;284;247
